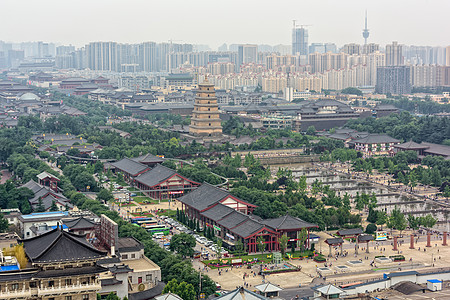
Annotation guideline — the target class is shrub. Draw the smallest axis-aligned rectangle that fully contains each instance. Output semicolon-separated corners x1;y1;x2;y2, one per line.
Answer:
366;223;377;234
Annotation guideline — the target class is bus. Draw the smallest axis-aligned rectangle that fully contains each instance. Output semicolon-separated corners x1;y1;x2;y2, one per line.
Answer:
136;220;158;227
148;225;170;236
131;216;153;224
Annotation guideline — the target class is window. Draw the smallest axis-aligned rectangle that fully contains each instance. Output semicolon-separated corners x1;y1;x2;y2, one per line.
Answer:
11;283;19;290
138;277;143;284
65;296;72;300
48;280;55;287
146;274;152;282
131;253;135;259
29;282;37;288
65;279;72;285
122;254;128;259
82;295;89;300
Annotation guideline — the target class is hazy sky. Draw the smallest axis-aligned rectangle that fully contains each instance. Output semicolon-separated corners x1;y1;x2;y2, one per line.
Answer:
1;0;449;49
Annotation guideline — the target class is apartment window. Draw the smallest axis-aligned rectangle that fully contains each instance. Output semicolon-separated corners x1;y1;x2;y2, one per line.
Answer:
65;279;72;285
48;280;55;287
29;282;37;288
65;296;72;300
122;254;128;259
82;295;89;300
11;283;19;290
146;274;152;282
131;253;135;259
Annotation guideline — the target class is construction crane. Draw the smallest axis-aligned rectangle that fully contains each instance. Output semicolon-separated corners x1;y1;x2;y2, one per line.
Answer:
292;20;312;29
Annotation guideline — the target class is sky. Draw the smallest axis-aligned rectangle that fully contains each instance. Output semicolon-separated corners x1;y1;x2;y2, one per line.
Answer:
0;0;449;49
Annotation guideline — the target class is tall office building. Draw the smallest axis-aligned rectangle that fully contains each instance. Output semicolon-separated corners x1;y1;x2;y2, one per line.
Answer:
238;44;258;66
376;66;411;94
292;25;309;56
385;41;404;66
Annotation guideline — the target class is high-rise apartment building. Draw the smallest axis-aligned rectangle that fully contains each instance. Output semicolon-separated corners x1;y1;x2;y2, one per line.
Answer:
446;46;450;66
362;43;379;54
342;43;361;55
238;44;258;67
376;66;411;94
385;41;404;66
292;26;309;56
86;42;119;71
189;79;222;138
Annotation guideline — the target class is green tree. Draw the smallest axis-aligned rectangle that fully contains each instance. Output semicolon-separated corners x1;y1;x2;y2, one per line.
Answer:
366;223;377;234
97;188;115;203
0;215;9;232
256;236;266;253
278;234;289;256
341;87;363;96
215;239;223;259
234;240;244;256
163;279;196;300
407;215;420;232
298;228;308;251
36;197;45;212
306;126;316;136
169;233;196;258
376;211;388;230
419;214;437;230
50;200;58;212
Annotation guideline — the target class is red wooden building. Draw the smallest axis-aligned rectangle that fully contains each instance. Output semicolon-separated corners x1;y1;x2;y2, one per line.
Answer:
134;165;200;200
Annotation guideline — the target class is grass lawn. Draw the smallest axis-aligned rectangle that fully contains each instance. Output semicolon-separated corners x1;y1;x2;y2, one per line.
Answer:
131;212;154;217
113;202;137;207
134;196;159;204
203;253;274;269
156;209;177;217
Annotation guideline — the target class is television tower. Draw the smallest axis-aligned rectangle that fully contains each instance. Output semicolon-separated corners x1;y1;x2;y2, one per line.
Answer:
362;10;369;45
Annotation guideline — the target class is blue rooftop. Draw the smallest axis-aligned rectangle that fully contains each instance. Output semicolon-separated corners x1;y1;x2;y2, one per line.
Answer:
427;279;442;283
21;211;69;219
0;265;19;272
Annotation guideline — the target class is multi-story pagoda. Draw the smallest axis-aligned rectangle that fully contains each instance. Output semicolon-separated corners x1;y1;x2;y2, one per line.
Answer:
189;79;222;138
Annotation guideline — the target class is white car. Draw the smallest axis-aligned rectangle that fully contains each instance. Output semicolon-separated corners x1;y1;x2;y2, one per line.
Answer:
204;241;213;247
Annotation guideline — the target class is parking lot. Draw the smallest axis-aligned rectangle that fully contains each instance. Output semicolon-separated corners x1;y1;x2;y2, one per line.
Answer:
154;216;228;259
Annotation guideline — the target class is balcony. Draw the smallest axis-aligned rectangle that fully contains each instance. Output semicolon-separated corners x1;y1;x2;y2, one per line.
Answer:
0;288;32;299
38;282;101;296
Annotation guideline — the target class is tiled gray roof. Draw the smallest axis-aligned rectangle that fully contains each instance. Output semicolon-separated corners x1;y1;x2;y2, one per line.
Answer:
200;203;235;221
131;153;165;164
63;217;96;229
178;183;230;211
421;142;450;157
394;140;428;150
351;134;400;144
325;237;344;245
217;211;251;230
216;287;267;300
134;165;177;187
337;228;363;236
261;215;317;230
21;228;106;263
111;157;149;176
230;219;264;238
358;234;374;242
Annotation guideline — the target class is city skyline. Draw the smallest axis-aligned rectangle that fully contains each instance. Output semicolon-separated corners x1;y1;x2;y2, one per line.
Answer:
1;0;449;49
